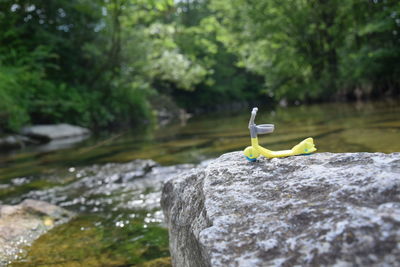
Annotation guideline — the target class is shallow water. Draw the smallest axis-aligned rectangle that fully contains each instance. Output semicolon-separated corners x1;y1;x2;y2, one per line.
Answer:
1;100;399;266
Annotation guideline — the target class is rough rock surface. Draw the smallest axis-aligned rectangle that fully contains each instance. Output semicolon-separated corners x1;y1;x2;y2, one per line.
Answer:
161;152;400;267
21;124;90;141
0;199;74;265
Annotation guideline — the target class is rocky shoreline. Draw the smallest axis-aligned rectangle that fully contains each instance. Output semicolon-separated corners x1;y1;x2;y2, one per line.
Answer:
162;152;400;266
1;159;198;265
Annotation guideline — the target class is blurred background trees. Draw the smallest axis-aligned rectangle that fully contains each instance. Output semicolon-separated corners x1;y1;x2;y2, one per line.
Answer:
0;0;399;132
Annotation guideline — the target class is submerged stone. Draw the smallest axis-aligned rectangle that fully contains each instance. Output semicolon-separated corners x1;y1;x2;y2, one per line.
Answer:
0;199;74;265
5;159;194;265
161;152;400;267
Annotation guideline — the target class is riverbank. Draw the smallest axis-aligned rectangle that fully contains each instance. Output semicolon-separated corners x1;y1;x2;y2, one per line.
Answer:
1;101;399;266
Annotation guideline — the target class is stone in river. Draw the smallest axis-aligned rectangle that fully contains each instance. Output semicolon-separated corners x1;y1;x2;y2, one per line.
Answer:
21;124;90;141
0;199;74;265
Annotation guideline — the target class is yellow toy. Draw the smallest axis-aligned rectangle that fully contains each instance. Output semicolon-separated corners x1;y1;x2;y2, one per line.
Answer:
243;107;316;161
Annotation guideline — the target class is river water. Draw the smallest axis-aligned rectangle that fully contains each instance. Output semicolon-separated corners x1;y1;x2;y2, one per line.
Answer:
1;100;399;266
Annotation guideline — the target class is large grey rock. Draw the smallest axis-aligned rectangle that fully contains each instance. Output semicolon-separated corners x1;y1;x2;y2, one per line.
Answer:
21;124;90;141
0;199;74;265
161;152;400;267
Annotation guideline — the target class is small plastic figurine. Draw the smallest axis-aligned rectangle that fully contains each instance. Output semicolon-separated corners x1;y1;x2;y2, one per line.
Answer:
243;107;316;161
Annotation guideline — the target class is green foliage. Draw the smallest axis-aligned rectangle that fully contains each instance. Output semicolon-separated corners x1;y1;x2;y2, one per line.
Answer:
0;65;32;130
339;0;400;97
0;0;399;132
0;0;153;132
157;1;264;109
145;23;209;91
210;0;400;102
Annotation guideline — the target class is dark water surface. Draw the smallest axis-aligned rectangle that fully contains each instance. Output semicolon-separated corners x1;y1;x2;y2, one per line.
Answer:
1;100;399;266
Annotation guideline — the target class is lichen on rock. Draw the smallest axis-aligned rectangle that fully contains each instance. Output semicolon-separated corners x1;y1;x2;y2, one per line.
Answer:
161;152;400;267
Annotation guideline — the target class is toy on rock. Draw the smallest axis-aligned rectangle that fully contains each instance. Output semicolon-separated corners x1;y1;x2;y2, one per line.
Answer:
243;107;316;161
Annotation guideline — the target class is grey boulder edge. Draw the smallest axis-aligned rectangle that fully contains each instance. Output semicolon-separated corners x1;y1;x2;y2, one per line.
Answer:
161;151;400;267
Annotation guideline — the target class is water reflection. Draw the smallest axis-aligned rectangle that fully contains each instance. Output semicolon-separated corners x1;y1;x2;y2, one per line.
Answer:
2;101;400;174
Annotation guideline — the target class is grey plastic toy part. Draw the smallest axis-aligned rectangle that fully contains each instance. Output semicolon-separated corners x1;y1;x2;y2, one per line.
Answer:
256;124;274;134
248;107;275;138
248;107;258;128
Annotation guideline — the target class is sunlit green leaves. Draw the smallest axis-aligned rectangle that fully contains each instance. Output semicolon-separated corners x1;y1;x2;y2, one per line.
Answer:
210;0;400;102
150;50;208;90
